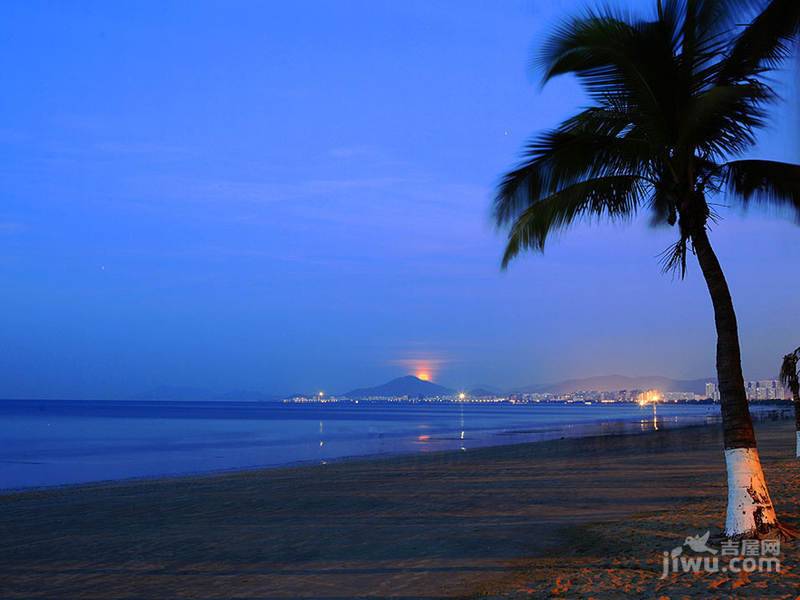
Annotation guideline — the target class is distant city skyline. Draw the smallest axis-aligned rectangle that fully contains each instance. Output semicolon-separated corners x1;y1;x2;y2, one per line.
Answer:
1;1;799;399
115;372;794;403
285;374;790;402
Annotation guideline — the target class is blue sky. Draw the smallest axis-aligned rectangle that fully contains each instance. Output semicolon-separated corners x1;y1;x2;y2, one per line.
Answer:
1;0;798;398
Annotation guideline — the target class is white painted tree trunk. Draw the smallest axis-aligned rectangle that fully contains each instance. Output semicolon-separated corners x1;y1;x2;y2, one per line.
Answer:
724;448;778;537
796;431;800;458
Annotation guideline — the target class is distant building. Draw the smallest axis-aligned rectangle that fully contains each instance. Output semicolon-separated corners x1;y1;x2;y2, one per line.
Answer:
705;382;720;401
705;380;787;402
746;380;786;401
663;391;698;402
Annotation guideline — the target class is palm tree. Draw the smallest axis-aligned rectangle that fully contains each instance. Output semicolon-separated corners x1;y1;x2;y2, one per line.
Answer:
495;0;800;538
779;347;800;456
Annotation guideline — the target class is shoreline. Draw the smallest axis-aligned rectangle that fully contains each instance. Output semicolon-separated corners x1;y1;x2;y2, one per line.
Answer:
1;417;798;598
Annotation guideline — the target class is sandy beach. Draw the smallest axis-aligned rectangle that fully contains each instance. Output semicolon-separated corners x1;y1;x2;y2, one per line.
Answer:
1;417;798;599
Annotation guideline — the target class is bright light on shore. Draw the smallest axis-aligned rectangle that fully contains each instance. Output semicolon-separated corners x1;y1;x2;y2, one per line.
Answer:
458;392;466;400
638;390;661;406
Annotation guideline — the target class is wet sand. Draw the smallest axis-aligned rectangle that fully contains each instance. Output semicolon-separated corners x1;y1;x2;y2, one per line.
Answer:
0;418;798;598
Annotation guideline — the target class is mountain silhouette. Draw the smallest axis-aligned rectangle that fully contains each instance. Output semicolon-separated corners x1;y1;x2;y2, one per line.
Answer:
468;387;500;397
344;376;454;399
514;374;712;395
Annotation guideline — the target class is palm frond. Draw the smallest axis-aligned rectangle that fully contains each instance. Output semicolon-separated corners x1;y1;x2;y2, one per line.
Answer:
540;9;642;83
501;175;646;267
717;0;800;83
681;0;724;75
779;349;800;394
724;159;800;220
538;8;679;137
494;109;654;225
680;81;774;158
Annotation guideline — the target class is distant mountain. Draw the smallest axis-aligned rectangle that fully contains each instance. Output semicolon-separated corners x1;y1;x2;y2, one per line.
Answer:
468;383;503;395
514;375;713;395
344;376;455;399
468;387;501;397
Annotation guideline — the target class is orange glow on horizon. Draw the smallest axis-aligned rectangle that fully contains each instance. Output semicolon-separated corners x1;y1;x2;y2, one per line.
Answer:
388;356;447;382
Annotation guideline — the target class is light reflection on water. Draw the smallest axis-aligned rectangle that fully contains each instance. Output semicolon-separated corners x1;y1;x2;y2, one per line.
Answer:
0;399;783;491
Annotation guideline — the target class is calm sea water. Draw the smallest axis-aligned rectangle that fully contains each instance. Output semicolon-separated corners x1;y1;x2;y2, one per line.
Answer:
0;400;729;490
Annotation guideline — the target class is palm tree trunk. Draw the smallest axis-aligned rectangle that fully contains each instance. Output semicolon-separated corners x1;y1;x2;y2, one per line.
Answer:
691;227;778;537
793;386;800;458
